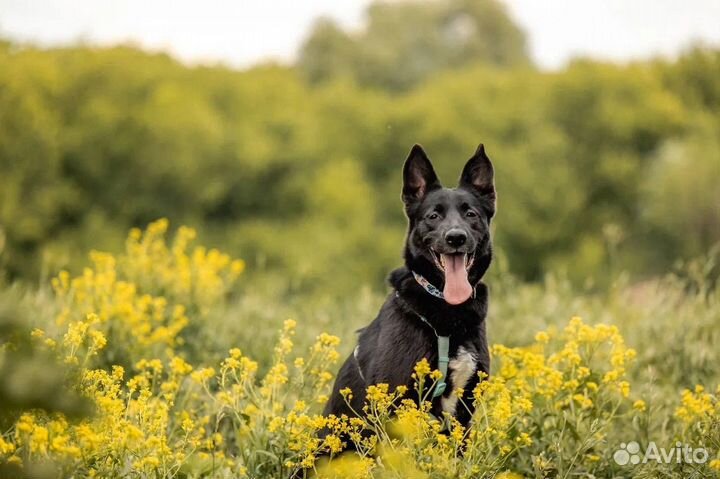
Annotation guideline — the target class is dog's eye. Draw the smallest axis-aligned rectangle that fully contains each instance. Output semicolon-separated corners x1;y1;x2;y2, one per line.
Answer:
466;210;477;218
428;212;439;220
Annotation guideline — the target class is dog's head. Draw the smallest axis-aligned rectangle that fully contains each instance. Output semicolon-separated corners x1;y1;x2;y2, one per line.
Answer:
402;144;496;305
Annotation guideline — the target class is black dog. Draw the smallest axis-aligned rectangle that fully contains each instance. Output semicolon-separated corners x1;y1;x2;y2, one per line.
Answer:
323;143;495;428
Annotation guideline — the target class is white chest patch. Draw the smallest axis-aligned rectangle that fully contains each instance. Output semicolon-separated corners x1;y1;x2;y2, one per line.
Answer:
441;346;477;415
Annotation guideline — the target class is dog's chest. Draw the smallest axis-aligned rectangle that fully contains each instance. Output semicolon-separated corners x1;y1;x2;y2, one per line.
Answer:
440;345;477;415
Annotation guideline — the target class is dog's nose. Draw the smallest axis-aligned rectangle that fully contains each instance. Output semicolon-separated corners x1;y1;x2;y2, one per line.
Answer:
445;229;467;248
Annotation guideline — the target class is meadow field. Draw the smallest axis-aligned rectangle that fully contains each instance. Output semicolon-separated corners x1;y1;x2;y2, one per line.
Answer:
0;220;718;478
1;0;720;476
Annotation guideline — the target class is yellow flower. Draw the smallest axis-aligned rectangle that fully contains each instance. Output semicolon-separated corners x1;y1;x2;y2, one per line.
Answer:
414;358;431;377
277;337;293;355
675;387;714;422
268;417;285;433
366;384;389;402
191;367;215;383
170;356;193;375
515;432;532;446
12;231;670;479
617;381;631;398
264;363;289;386
535;331;550;344
180;411;194;432
0;436;16;455
317;332;340;347
572;393;593;409
301;454;316;468
243;404;259;416
314;453;374;479
323;434;344;453
30;328;45;339
496;472;524;479
64;321;89;348
230;259;245;275
89;330;107;351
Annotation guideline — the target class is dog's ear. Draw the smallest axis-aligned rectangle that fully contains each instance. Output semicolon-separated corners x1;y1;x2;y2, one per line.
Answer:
402;144;441;208
459;143;496;212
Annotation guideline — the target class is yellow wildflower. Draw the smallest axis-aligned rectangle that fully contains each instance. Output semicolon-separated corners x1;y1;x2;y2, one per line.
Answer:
535;331;550;344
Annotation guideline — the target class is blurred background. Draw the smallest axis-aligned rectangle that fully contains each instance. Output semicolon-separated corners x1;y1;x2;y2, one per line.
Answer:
1;0;719;294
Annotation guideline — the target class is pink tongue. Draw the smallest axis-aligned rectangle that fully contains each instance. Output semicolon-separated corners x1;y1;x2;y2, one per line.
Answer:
442;254;472;305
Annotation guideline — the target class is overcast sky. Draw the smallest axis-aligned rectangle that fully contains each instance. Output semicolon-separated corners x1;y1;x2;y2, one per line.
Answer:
1;0;719;70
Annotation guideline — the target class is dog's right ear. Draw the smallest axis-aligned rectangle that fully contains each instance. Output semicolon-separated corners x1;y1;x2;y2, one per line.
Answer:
402;144;441;209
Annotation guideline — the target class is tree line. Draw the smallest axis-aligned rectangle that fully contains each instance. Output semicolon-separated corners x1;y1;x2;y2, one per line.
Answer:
0;2;718;294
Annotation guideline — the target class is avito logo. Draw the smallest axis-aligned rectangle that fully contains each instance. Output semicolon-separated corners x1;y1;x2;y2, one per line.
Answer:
613;441;709;466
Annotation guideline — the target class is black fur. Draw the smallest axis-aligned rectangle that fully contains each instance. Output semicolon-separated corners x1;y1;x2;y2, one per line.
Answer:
323;143;496;428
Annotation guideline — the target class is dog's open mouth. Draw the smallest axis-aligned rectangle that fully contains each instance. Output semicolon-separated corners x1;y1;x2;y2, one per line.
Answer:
430;251;474;305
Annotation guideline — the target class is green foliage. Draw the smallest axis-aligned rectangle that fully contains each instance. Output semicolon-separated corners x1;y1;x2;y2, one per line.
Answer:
0;287;90;478
0;288;88;422
641;117;720;264
0;36;719;291
660;46;720;110
298;0;529;90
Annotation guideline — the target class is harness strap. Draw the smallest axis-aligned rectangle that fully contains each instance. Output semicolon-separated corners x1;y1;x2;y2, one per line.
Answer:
417;314;450;398
353;345;366;382
355;292;450;399
353;319;449;398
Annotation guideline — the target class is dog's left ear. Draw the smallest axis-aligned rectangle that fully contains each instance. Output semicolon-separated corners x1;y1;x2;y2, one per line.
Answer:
459;143;496;213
